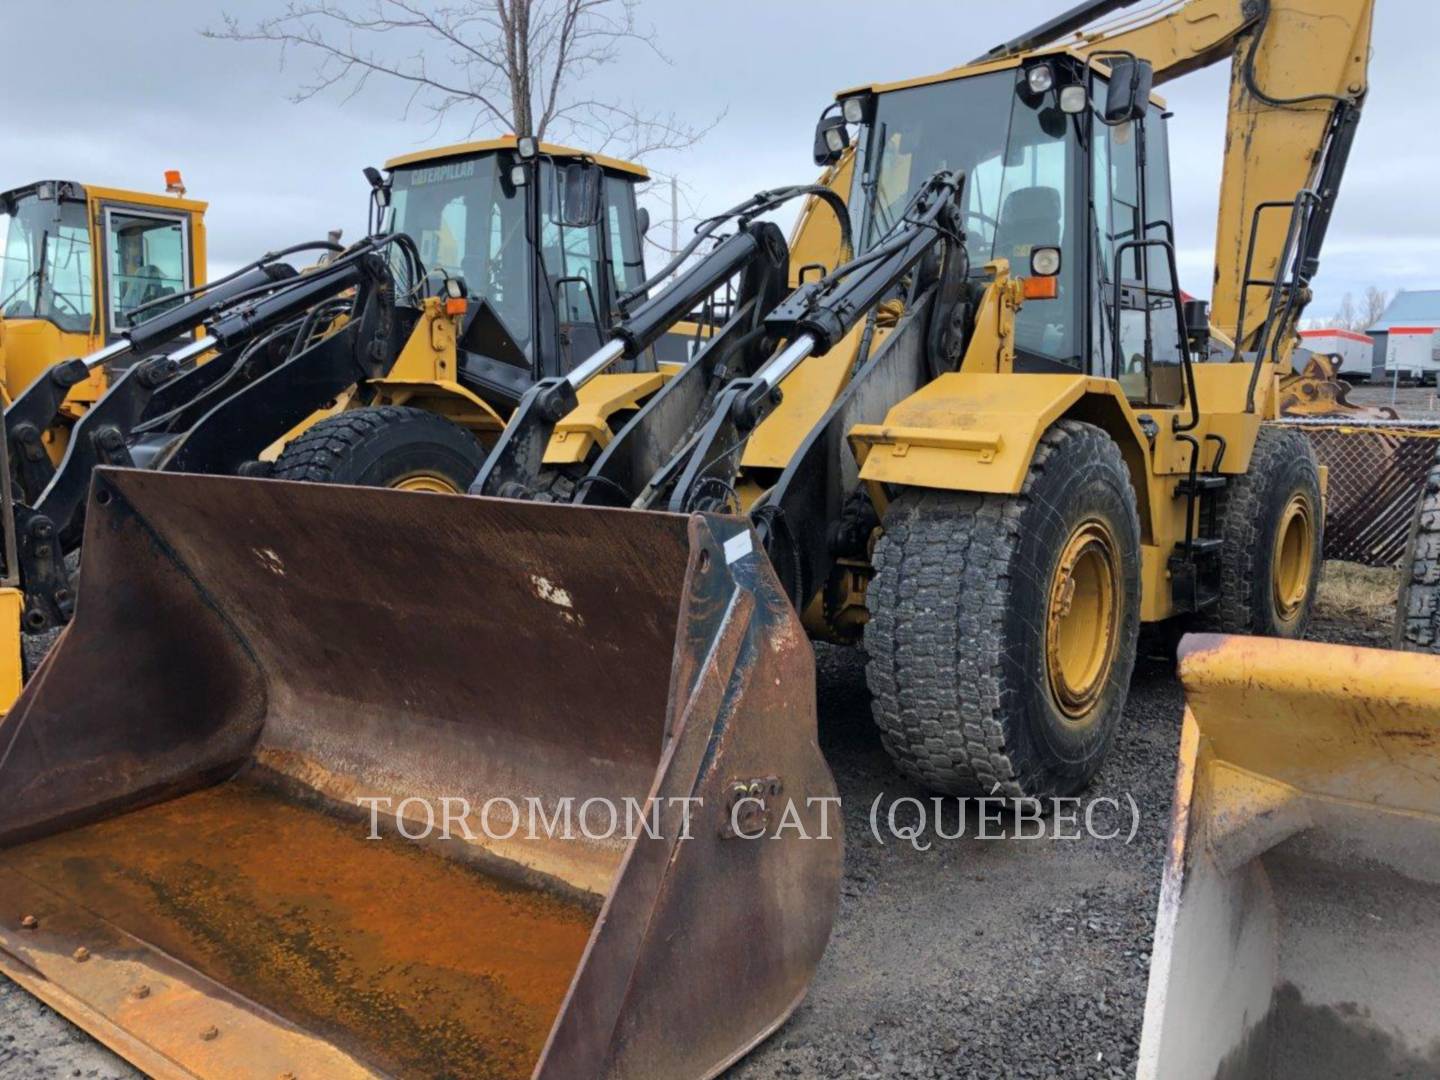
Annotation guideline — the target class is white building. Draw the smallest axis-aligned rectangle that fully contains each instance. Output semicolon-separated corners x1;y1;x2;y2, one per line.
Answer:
1384;326;1440;384
1297;328;1374;381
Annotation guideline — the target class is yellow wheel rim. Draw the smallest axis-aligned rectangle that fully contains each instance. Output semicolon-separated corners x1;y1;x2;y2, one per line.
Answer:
390;473;460;494
1046;519;1122;722
1272;492;1316;623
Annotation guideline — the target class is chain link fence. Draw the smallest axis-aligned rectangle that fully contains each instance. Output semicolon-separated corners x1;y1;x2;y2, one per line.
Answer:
1273;418;1440;567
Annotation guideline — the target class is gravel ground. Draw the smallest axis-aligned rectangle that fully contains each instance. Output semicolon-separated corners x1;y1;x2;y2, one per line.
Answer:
0;584;1391;1080
1347;381;1440;421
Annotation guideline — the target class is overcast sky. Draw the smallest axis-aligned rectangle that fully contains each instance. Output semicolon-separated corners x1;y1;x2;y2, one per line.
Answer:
5;1;1437;322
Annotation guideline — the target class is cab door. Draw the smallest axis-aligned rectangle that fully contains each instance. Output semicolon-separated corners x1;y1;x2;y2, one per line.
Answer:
1090;90;1187;406
98;203;193;345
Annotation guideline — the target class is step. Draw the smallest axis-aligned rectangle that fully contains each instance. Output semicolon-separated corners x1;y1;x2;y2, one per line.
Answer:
1174;474;1229;498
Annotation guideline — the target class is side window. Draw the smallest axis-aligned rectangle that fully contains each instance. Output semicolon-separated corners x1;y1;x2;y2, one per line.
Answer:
986;83;1079;365
539;166;602;328
603;176;644;296
106;210;188;329
45;220;94;333
1093;95;1184;404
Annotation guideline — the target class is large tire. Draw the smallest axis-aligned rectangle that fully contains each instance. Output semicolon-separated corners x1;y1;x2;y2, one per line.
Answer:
1396;452;1440;652
272;406;485;492
1203;426;1323;638
864;420;1141;798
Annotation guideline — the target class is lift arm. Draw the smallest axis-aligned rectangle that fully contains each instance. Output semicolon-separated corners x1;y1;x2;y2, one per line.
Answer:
472;184;848;499
634;171;965;519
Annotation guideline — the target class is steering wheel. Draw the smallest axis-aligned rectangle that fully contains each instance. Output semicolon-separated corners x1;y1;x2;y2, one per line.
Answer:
962;209;1001;234
48;290;82;316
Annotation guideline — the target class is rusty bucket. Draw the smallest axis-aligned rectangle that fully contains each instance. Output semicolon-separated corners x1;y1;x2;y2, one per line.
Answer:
0;468;841;1079
1139;634;1440;1079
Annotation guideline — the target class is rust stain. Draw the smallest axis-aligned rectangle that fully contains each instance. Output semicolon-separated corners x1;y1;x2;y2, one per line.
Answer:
2;776;596;1079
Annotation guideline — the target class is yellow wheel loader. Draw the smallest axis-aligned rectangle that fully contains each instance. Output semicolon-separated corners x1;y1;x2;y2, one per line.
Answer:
1;142;836;634
0;0;1407;1078
0;175;208;444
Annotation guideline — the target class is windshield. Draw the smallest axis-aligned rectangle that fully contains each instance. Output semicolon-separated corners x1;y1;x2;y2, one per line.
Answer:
856;68;1082;365
0;192;94;333
391;153;532;355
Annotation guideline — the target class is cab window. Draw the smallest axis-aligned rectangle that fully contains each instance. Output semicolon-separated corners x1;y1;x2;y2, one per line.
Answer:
860;69;1082;368
539;164;604;332
106;210;188;329
603;175;645;296
1092;92;1184;404
390;153;532;355
0;195;94;333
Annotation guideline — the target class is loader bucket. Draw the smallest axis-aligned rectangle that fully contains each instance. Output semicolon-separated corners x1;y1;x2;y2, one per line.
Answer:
1139;634;1440;1080
0;468;841;1080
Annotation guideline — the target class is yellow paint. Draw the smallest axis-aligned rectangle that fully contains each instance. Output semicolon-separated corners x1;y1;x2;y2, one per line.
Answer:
367;296;508;437
385;137;647;178
742;321;883;470
957;260;1024;376
1177;633;1440;811
0;590;21;714
851;372;1142;494
787;149;855;285
543;371;670;465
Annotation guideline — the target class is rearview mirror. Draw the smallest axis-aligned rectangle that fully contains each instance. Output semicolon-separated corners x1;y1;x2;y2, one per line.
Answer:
559;162;604;228
813;112;850;167
636;206;651;237
1104;58;1154;125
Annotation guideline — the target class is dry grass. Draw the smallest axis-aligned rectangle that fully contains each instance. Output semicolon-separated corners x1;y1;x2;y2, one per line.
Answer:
1315;560;1401;624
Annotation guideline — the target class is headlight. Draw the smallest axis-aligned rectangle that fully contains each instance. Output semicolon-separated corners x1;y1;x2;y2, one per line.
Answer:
842;96;866;125
1030;246;1062;277
516;136;538;160
510;164;529;187
824;126;847;154
1026;65;1055;94
1059;85;1088;115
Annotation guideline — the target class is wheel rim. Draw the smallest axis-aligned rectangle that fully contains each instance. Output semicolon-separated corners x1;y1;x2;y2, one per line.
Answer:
1272;492;1316;622
390;472;461;494
1046;519;1122;722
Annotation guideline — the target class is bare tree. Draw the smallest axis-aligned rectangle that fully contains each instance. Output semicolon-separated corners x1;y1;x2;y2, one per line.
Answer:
1361;285;1390;330
1326;287;1390;332
203;0;719;159
1332;292;1358;331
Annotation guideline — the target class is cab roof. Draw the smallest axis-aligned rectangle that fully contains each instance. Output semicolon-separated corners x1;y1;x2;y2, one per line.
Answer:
385;137;649;179
1;179;208;215
836;46;1166;108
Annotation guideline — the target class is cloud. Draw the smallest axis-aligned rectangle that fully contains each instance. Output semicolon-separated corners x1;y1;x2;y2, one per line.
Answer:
5;0;1434;320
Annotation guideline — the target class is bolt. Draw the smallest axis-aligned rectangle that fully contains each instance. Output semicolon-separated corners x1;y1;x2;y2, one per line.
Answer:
131;984;151;1000
72;947;90;962
199;1025;219;1041
19;915;37;930
279;1073;297;1080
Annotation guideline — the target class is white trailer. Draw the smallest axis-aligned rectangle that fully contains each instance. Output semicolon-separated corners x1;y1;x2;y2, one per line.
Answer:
1297;328;1375;381
1385;326;1440;384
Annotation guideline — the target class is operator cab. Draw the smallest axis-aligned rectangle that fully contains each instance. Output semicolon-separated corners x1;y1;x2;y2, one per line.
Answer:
827;53;1187;408
383;139;652;411
0;179;204;399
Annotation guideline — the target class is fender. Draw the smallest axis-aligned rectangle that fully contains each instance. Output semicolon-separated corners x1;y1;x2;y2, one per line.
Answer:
849;372;1153;495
